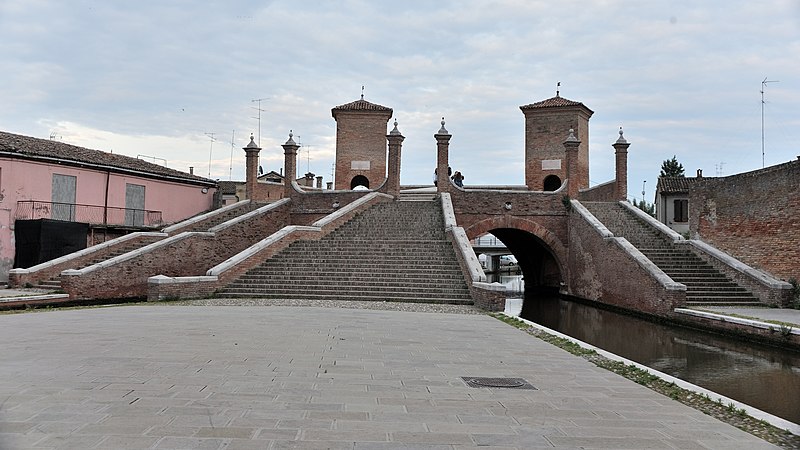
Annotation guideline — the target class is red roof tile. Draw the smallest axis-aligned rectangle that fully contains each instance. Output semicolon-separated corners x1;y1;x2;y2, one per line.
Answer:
520;96;593;113
332;98;393;113
0;131;215;185
656;176;704;194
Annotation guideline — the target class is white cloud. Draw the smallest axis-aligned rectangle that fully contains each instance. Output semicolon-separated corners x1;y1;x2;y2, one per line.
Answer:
0;0;797;198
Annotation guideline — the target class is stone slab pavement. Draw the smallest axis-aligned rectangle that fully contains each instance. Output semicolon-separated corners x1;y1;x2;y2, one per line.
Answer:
0;305;778;449
698;306;800;328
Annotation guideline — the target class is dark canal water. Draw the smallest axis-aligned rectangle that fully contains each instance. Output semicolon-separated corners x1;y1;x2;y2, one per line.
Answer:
519;294;800;424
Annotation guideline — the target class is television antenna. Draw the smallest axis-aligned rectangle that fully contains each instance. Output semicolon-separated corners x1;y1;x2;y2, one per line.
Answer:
761;77;778;168
204;132;216;178
228;130;235;181
296;135;314;174
251;98;269;146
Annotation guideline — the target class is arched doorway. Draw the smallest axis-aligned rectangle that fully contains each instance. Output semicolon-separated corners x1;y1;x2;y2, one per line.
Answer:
543;175;561;192
350;175;369;190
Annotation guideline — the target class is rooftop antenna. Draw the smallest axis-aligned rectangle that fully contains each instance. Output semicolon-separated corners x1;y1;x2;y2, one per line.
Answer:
204;132;216;178
251;97;268;146
228;129;235;181
556;81;560;97
761;77;778;168
296;135;314;173
361;85;364;100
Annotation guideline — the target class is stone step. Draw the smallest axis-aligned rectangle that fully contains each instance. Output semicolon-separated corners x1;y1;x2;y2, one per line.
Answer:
217;292;474;304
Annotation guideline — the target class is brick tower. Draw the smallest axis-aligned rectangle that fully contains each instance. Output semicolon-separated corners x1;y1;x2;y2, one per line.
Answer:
520;95;593;192
331;96;393;190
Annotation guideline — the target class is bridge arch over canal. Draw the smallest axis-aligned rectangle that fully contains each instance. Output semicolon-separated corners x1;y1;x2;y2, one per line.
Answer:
465;216;567;291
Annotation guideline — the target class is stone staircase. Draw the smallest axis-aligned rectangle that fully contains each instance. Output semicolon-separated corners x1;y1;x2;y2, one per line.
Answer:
217;197;474;304
176;201;265;232
33;235;164;289
31;203;265;290
582;201;762;306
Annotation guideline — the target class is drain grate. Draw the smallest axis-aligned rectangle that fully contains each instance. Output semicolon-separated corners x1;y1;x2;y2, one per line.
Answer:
461;377;537;390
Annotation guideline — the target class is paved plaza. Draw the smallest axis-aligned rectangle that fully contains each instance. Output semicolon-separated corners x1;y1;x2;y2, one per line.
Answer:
0;304;779;449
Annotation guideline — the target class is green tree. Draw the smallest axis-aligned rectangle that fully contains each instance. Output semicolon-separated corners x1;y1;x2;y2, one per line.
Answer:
660;155;685;177
635;199;656;217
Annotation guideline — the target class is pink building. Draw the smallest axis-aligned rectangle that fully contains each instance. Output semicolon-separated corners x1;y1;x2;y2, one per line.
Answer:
0;131;217;282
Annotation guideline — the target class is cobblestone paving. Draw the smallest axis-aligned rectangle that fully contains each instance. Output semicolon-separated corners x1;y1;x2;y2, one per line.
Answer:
0;303;780;449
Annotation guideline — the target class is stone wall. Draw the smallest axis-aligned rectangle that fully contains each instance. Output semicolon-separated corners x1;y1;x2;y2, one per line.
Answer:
689;158;800;282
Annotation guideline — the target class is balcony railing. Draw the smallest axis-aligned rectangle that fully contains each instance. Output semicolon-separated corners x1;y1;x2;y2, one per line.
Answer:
15;201;163;228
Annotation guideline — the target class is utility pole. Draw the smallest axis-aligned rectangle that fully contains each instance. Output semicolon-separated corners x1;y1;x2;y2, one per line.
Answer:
761;77;778;168
205;132;216;178
642;180;646;204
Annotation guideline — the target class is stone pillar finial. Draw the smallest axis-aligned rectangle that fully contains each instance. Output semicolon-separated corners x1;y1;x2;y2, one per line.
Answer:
386;120;405;197
613;126;631;201
563;129;581;198
243;133;262;200
435;118;452;192
282;130;300;197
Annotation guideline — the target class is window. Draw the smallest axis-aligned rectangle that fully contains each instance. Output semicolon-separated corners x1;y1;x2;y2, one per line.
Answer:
673;199;688;223
51;174;77;221
125;183;146;226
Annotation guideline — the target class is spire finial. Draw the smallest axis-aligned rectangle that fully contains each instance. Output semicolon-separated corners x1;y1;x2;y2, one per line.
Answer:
615;126;628;144
390;118;401;135
361;85;364;100
437;117;449;135
556;81;560;97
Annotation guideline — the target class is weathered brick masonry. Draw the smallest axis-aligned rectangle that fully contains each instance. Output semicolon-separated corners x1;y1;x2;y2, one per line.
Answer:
9;232;164;288
567;204;685;315
62;202;292;299
690;158;800;282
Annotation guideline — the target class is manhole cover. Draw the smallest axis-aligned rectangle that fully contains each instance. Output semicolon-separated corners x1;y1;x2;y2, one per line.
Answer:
461;377;536;390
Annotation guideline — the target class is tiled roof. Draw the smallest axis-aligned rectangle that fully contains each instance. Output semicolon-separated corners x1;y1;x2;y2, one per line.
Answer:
657;176;704;194
331;98;393;113
520;95;592;112
217;180;240;194
0;131;215;185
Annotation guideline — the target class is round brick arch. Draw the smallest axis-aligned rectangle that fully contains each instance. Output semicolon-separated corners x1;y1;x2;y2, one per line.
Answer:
464;215;568;279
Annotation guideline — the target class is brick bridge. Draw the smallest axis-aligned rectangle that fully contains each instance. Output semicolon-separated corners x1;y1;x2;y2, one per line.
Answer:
9;95;792;319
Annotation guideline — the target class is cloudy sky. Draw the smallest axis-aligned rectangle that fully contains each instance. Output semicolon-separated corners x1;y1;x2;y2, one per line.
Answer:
1;1;798;202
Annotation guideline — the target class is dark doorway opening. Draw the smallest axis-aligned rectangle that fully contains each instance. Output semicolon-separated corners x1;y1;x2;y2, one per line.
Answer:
350;175;369;189
543;175;561;192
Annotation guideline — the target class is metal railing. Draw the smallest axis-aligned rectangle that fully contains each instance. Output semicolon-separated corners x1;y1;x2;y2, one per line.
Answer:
15;200;163;228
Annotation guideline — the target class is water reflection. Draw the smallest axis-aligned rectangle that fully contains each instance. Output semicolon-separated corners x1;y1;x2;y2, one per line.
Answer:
519;294;800;424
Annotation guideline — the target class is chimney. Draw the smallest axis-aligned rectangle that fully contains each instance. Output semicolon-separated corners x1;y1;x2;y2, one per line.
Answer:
697;169;703;178
316;176;323;188
326;182;333;190
189;166;194;175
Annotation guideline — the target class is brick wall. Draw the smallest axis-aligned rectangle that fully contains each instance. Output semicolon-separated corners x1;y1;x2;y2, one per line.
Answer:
9;232;165;288
578;180;616;202
450;189;570;249
251;181;285;202
567;207;686;315
62;202;292;300
522;108;591;191
689;158;800;282
289;190;373;225
333;111;391;190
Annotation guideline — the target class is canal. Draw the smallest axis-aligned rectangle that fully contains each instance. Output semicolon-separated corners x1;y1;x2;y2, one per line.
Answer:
516;292;800;425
